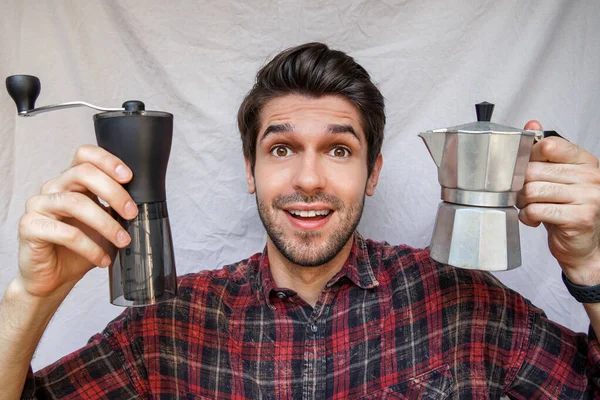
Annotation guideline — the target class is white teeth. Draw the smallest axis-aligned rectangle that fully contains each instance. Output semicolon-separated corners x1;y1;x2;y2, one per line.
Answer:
289;210;331;217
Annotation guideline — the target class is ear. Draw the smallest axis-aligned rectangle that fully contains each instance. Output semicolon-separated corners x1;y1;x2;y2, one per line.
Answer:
245;157;256;194
365;154;383;196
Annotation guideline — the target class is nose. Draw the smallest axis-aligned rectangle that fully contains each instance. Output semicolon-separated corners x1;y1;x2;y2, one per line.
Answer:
291;151;326;195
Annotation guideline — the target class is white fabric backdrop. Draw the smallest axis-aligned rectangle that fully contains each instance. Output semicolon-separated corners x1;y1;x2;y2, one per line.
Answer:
1;0;598;372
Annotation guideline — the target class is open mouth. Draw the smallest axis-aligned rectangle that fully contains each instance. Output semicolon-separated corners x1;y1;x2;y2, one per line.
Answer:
286;209;331;221
284;209;334;230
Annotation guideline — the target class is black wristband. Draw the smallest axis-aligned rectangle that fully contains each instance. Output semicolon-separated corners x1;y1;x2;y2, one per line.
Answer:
561;272;600;303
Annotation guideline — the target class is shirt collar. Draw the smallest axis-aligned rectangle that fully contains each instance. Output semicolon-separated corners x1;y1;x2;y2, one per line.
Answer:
253;232;379;308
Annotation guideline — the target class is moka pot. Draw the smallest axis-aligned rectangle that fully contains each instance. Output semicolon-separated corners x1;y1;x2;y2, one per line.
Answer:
419;102;554;271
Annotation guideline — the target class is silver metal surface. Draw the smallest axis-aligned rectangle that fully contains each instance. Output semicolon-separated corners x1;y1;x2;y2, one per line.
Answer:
18;101;124;117
420;131;535;192
420;116;538;271
432;121;536;135
419;130;445;168
532;130;545;142
429;202;521;271
441;188;517;207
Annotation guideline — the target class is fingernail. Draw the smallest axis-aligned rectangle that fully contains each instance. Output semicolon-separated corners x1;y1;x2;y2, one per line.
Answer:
115;165;131;181
125;201;138;218
100;254;111;267
117;230;130;246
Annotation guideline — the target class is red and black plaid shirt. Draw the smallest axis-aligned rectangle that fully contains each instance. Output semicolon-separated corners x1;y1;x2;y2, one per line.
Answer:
23;233;600;399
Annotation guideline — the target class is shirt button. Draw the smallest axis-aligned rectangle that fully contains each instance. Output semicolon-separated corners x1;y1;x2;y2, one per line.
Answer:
277;292;287;299
310;324;318;333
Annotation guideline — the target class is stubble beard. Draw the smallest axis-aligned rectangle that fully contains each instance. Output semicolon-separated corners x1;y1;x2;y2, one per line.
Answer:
256;191;365;267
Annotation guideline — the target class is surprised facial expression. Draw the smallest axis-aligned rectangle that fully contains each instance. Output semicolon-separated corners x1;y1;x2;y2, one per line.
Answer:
245;94;382;267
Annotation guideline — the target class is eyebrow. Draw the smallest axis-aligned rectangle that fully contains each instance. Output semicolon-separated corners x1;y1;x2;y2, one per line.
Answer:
259;123;361;143
260;123;295;142
326;124;360;142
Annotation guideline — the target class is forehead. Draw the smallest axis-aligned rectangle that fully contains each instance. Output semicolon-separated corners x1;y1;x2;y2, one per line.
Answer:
259;94;364;138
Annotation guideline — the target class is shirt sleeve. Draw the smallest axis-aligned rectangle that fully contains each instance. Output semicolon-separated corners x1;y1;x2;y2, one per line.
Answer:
505;301;600;399
20;308;150;399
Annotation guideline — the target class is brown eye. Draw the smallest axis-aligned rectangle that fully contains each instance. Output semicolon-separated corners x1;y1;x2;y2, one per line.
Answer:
271;145;292;157
329;147;350;158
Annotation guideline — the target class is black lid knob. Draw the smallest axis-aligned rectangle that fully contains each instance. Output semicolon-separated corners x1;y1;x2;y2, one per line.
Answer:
6;75;41;114
122;100;145;113
475;101;494;122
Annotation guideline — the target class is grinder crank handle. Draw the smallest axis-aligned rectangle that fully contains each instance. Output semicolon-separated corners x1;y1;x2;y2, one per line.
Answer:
6;75;123;116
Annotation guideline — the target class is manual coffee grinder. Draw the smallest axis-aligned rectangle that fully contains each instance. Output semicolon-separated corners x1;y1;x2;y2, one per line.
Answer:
6;75;177;306
419;102;543;271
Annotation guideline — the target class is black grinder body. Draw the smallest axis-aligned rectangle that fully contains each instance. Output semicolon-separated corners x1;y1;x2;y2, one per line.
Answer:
94;108;177;306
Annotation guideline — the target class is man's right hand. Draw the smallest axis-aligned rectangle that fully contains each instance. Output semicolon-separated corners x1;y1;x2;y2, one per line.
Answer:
0;144;140;399
16;144;138;299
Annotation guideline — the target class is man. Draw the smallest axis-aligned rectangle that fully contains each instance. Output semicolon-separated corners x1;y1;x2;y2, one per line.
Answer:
1;42;599;399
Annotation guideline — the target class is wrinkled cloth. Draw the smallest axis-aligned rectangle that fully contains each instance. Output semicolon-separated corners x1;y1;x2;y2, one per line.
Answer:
23;233;600;399
3;2;600;369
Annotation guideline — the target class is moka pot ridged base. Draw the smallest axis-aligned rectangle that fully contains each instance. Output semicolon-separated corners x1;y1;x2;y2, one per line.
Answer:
429;202;522;271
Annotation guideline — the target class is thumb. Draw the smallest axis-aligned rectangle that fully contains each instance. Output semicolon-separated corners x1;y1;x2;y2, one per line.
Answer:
524;120;543;130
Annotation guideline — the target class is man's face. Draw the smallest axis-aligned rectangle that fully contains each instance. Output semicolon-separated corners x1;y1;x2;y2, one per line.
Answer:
245;94;382;267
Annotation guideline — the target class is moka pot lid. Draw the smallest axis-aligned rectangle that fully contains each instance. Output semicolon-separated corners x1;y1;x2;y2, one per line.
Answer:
426;102;536;136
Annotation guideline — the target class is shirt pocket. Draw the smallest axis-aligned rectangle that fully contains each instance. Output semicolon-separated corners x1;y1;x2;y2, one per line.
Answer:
357;364;454;400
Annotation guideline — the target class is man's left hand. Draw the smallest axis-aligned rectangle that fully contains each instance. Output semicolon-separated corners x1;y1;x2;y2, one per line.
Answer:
517;120;600;286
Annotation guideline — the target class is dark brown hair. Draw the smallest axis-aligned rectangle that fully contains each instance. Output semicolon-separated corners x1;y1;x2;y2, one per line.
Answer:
238;42;385;175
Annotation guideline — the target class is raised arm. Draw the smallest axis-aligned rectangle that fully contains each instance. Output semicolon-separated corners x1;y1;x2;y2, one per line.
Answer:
0;145;137;398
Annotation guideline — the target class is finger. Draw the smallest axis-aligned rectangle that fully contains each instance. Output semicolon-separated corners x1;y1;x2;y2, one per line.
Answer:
40;163;138;220
530;136;599;166
525;162;600;185
25;192;131;248
524;120;543;131
517;182;600;208
518;203;597;230
70;144;133;184
40;177;88;195
19;212;112;267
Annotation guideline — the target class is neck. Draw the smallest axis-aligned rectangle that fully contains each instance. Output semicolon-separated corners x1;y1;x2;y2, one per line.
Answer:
267;234;354;307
